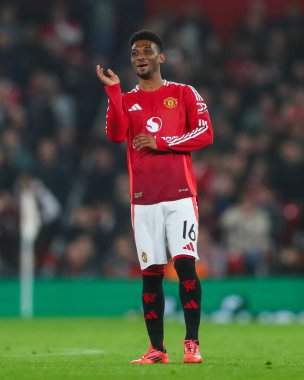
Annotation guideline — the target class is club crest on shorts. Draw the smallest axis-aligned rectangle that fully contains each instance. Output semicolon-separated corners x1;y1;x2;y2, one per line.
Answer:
163;97;178;109
141;251;148;263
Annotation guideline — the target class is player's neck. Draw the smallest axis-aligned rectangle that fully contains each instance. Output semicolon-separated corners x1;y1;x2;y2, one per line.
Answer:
138;77;164;92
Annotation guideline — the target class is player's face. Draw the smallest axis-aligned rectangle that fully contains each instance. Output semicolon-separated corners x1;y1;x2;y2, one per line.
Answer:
131;40;165;79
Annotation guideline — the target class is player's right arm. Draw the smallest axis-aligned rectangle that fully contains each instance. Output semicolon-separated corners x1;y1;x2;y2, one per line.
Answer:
96;65;129;143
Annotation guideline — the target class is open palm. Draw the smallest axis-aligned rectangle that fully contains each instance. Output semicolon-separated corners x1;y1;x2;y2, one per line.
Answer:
96;65;120;86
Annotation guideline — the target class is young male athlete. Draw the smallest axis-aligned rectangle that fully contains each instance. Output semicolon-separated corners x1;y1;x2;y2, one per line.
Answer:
96;30;213;364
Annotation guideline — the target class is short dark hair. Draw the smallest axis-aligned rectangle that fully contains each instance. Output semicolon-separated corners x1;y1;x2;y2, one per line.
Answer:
129;30;163;53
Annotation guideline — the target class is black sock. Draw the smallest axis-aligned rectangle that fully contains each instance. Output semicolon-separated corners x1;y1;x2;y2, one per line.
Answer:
142;274;165;351
174;258;201;343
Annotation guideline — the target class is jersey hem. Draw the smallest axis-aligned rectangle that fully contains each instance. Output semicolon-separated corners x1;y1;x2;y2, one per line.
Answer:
130;193;197;205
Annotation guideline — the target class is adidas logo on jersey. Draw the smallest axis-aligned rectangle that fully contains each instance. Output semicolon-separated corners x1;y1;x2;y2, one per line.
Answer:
128;103;142;111
183;242;195;252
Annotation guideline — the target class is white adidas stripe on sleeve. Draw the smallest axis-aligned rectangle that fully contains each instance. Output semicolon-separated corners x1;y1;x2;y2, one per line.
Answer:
189;85;204;101
161;121;209;146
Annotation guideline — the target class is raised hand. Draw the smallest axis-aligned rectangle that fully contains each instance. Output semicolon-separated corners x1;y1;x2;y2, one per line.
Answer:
96;65;120;86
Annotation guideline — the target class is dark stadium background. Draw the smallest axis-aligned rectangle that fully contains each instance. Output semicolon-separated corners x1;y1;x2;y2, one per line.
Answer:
0;0;303;317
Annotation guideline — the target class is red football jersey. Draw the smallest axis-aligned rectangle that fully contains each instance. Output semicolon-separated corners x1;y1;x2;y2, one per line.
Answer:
105;80;213;204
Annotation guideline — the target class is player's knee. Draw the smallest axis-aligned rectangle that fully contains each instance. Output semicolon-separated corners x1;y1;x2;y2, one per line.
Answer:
173;257;196;279
141;264;165;276
142;265;164;290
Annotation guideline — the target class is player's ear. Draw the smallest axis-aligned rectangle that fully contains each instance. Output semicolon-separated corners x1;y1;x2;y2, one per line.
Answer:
159;53;166;64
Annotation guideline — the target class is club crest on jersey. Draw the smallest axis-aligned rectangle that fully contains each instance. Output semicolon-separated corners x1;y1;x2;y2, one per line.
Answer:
163;97;178;109
146;117;162;132
141;251;148;263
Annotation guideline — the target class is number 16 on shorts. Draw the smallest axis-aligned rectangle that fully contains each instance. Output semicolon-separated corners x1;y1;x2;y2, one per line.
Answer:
183;220;197;241
165;197;199;261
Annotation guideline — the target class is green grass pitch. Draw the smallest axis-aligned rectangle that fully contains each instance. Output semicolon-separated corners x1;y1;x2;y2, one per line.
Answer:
0;317;303;380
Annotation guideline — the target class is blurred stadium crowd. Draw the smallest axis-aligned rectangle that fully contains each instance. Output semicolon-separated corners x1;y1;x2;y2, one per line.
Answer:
0;0;304;278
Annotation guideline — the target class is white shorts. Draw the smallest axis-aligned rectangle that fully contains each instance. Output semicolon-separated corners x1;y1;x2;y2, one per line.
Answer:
131;197;199;269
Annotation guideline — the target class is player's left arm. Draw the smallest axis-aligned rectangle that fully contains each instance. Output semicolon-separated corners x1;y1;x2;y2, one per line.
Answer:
155;85;213;152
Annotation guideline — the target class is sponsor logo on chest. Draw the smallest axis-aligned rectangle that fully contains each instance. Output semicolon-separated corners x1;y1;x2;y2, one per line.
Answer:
146;117;162;132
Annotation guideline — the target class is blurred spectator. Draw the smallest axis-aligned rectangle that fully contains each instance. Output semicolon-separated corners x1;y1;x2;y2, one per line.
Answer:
0;77;22;131
0;191;19;276
1;128;33;172
112;172;132;233
82;144;117;205
103;234;140;278
64;206;96;241
0;146;17;190
60;234;97;277
92;202;118;254
0;5;22;81
197;227;227;277
26;70;76;146
33;137;73;205
270;140;304;201
220;193;271;275
56;128;79;175
16;173;62;276
88;0;116;63
278;247;304;275
40;2;83;59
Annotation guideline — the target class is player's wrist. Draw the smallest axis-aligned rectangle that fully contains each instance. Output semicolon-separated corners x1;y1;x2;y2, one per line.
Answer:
155;136;167;151
104;82;121;89
104;83;122;97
